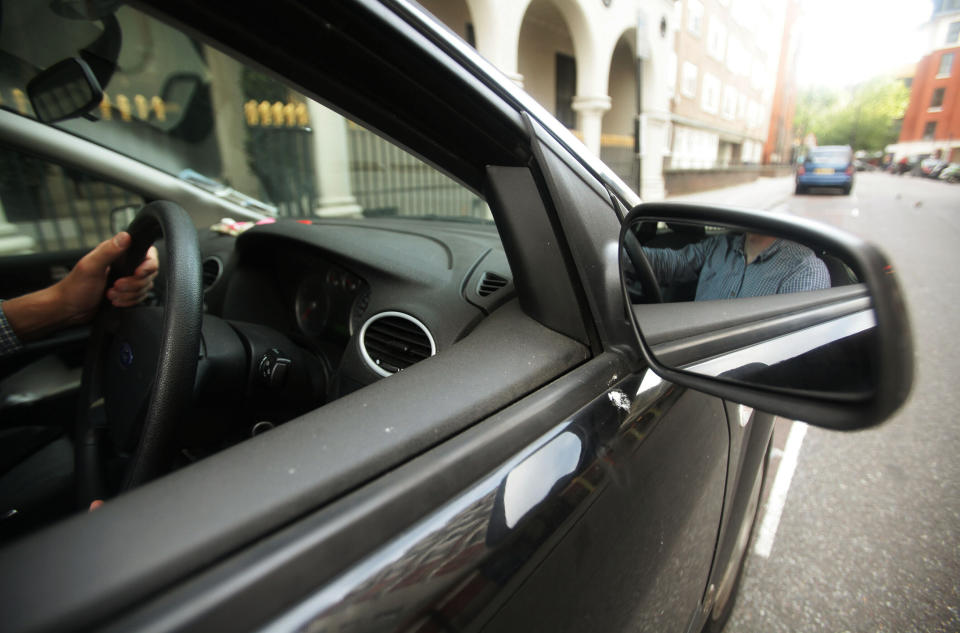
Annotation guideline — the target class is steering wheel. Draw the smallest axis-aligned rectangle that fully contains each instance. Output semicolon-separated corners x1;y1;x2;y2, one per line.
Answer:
622;226;663;304
75;201;202;506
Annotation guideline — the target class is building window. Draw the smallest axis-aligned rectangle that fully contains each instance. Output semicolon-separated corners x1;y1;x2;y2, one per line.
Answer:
930;87;946;110
667;51;678;96
939;53;954;77
707;19;727;61
947;21;960;45
702;73;721;114
687;0;703;35
923;121;937;140
555;53;576;129
747;100;760;127
721;85;737;120
681;61;698;97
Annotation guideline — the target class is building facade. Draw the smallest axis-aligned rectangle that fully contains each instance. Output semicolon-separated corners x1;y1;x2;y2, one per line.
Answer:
667;0;791;169
887;0;960;162
420;0;678;200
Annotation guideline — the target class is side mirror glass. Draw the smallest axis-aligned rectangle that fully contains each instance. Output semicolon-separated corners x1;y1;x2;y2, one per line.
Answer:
620;203;913;430
26;57;103;123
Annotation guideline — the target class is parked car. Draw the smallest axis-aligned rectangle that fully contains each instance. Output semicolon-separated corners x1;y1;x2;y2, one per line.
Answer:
0;2;912;633
939;163;960;183
919;157;950;179
795;145;855;194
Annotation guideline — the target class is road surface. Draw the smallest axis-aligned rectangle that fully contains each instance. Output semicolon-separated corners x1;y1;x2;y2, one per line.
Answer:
674;172;960;633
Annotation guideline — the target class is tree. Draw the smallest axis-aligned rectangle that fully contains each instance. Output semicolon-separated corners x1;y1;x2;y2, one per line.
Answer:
794;77;909;152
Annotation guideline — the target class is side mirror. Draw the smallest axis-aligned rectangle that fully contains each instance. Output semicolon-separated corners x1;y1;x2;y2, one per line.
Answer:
620;202;913;430
26;57;103;123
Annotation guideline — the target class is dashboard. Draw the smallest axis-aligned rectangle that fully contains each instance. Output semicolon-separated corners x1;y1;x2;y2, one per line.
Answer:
201;217;515;404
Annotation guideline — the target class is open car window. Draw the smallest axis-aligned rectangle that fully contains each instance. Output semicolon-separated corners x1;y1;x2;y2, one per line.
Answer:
0;1;524;549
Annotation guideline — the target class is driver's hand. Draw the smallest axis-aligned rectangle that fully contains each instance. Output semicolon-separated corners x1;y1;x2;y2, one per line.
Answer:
55;232;159;325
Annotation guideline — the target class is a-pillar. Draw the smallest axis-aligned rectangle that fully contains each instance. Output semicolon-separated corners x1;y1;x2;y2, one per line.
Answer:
307;101;362;217
572;95;611;157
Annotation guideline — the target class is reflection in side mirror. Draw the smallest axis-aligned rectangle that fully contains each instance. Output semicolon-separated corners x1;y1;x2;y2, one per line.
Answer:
619;203;913;430
26;57;103;123
624;221;859;303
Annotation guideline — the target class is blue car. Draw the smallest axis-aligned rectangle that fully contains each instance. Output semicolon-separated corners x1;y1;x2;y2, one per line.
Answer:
796;145;855;195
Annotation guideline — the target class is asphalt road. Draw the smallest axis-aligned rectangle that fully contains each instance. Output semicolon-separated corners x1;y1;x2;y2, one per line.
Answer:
694;172;960;633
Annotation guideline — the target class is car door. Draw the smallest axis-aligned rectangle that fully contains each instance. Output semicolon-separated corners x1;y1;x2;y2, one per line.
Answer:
0;2;734;632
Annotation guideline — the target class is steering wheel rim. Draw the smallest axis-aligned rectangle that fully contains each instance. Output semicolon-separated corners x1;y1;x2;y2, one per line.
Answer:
76;201;202;505
622;227;663;304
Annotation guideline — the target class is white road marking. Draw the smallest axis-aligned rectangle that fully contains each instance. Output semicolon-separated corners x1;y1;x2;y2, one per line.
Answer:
753;421;808;558
851;207;860;217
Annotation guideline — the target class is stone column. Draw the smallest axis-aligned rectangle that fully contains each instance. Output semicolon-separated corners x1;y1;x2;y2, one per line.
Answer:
468;0;528;88
638;111;669;201
572;95;611;157
205;47;260;198
307;101;361;217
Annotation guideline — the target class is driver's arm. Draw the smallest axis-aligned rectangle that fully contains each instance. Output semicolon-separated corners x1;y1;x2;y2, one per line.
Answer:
0;232;158;352
641;237;715;286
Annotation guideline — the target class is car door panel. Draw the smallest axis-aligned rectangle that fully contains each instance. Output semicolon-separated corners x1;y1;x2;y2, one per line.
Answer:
515;111;731;633
478;383;727;633
0;300;591;633
97;353;726;633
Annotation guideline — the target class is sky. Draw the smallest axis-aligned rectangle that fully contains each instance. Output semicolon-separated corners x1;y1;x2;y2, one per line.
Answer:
795;0;934;88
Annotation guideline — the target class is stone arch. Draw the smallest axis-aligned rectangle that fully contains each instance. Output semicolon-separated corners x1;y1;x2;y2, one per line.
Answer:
603;30;637;140
418;0;475;43
517;0;580;126
601;30;638;185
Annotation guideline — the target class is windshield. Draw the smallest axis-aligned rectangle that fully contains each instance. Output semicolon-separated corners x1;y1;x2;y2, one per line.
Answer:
0;1;490;222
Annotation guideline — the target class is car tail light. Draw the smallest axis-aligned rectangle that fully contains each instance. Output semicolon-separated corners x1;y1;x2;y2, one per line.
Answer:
797;166;805;175
845;166;854;175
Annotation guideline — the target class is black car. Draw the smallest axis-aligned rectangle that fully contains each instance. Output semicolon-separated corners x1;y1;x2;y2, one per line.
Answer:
0;2;912;633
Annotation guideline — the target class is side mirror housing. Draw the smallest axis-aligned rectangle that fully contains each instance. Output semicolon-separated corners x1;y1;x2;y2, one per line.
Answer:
620;202;913;430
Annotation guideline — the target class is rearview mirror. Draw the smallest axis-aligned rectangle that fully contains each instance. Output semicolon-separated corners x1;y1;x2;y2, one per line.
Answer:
620;202;913;430
26;57;103;123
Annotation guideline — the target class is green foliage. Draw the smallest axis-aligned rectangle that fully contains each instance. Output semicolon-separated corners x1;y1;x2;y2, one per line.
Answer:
794;77;909;152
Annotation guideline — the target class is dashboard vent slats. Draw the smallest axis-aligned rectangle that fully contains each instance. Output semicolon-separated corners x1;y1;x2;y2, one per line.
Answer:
360;312;436;377
202;257;223;291
477;271;508;297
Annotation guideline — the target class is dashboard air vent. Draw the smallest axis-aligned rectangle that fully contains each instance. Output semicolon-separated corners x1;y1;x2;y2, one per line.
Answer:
477;271;508;297
360;312;436;377
201;256;223;291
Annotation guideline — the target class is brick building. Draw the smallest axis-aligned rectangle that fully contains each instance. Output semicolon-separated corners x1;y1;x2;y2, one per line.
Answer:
887;0;960;162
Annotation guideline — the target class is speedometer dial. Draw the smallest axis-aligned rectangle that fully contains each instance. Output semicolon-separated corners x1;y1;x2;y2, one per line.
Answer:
295;274;330;335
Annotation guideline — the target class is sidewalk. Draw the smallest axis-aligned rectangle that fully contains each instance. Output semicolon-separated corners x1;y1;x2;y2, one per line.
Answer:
666;176;794;211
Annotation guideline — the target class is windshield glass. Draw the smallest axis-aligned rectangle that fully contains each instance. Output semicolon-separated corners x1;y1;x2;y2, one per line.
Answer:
0;1;490;222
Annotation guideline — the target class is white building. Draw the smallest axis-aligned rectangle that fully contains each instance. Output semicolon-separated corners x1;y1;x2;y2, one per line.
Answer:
420;0;678;200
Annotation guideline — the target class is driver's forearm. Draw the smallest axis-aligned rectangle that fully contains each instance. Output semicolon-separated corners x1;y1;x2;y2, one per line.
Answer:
2;285;70;342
